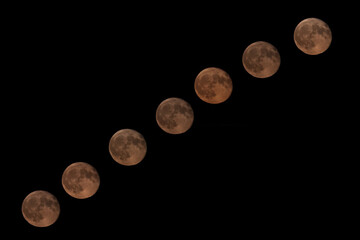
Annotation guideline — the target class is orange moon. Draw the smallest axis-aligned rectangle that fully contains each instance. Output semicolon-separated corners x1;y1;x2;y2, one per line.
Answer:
22;190;60;227
294;17;332;55
194;67;233;104
242;41;281;78
62;162;100;199
156;97;194;134
109;129;147;166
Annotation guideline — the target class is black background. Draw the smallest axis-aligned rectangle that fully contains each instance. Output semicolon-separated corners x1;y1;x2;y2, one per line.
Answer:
4;2;343;238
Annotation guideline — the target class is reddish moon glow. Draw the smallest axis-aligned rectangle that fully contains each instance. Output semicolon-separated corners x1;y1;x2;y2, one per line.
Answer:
62;162;100;199
109;129;147;166
294;17;332;55
194;67;233;104
22;190;60;227
156;97;194;134
242;41;281;78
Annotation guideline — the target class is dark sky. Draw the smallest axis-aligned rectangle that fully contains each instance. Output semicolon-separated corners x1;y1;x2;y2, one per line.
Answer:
5;2;342;238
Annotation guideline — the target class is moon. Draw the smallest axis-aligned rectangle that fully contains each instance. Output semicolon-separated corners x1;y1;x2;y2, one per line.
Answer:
62;162;100;199
156;97;194;134
242;41;281;78
109;129;147;166
294;17;332;55
194;67;233;104
22;190;60;227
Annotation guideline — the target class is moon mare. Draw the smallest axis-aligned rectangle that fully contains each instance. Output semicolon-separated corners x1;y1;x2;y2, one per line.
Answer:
194;67;233;104
22;190;60;227
109;129;147;166
294;17;332;55
242;41;281;78
62;162;100;199
156;97;194;134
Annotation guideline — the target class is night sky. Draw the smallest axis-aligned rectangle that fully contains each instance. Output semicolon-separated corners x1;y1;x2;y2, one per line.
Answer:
5;2;342;238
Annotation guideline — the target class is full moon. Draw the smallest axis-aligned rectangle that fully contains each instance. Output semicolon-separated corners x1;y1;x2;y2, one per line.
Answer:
62;162;100;199
109;129;147;166
194;67;233;104
294;17;332;55
156;97;194;134
242;41;281;78
22;190;60;227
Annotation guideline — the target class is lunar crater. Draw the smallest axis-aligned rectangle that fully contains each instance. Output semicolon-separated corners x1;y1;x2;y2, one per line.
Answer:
173;103;193;116
127;135;146;149
157;111;178;130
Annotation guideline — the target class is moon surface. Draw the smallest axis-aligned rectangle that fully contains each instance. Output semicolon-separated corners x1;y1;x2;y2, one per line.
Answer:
156;97;194;134
242;41;281;78
109;129;147;166
294;17;332;55
194;67;233;104
62;162;100;199
22;190;60;227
